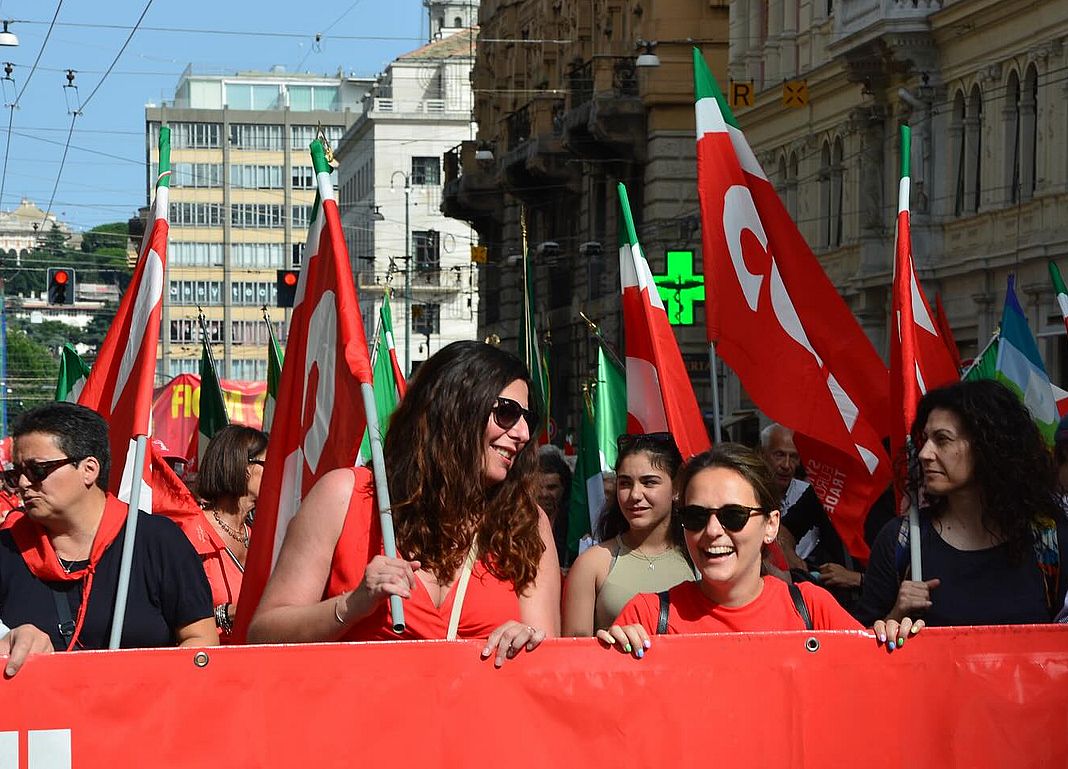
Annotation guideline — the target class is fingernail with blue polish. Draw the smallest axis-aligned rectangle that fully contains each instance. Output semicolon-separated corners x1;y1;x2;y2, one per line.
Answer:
888;641;896;651
636;648;644;659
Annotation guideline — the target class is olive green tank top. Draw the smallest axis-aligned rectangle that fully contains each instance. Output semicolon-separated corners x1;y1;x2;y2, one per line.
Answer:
593;536;696;630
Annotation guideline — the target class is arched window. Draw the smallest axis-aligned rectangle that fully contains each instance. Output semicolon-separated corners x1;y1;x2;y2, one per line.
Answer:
1021;65;1038;199
831;137;844;247
819;141;832;247
1005;71;1020;203
454;16;463;27
951;90;966;216
967;85;983;213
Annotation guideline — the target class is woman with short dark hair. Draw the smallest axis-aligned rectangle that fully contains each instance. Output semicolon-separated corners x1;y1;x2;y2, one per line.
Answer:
857;379;1068;627
248;341;560;665
0;402;216;650
195;424;268;639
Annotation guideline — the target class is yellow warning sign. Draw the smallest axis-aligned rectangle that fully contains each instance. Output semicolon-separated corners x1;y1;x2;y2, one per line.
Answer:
782;80;809;108
470;245;488;264
729;81;754;108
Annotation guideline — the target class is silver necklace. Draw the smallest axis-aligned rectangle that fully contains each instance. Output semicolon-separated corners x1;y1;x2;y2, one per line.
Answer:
213;510;250;548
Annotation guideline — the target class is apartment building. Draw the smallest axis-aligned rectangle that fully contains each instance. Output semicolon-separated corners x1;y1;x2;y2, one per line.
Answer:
145;66;374;382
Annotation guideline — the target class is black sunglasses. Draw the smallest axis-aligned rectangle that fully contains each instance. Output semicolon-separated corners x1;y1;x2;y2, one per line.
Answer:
617;432;678;452
491;396;535;431
3;456;86;490
248;458;266;467
679;503;767;533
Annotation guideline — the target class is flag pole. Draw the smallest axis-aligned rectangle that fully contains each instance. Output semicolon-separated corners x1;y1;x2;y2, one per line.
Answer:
108;434;148;648
197;306;229;424
707;342;722;443
367;288;388;370
578;311;624;371
361;381;404;633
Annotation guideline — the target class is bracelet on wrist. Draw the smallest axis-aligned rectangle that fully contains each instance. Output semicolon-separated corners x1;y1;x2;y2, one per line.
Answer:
214;603;234;634
333;595;348;626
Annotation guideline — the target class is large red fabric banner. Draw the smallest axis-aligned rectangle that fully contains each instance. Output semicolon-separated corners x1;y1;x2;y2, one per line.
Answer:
2;627;1065;767
151;374;268;458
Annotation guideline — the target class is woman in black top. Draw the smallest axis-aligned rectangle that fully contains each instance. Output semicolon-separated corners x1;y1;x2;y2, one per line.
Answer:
857;380;1068;627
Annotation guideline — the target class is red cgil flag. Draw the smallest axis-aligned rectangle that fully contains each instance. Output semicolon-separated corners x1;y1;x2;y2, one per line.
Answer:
617;183;711;460
233;140;374;641
693;50;889;560
890;125;960;477
933;292;962;371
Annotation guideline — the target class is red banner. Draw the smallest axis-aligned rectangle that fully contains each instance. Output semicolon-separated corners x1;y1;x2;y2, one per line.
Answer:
151;374;267;458
2;627;1066;767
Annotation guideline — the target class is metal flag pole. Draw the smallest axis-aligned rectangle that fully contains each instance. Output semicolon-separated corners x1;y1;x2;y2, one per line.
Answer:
707;342;722;443
578;310;624;371
108;434;148;649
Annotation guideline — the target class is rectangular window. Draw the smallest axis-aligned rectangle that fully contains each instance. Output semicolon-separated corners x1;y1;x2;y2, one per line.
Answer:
168;358;200;377
292;166;316;189
412;303;441;335
411;156;441;186
230;281;278;306
169;203;224;227
230;164;284;189
413;230;440;270
232;242;285;268
231;204;285;228
168;280;223;306
171;162;223;188
290;124;343;150
291;205;313;229
170;242;224;267
229;359;267;381
167;122;221;149
229;124;283;150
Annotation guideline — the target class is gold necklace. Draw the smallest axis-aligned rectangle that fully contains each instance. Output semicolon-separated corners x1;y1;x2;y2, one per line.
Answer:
213;510;249;548
622;536;672;571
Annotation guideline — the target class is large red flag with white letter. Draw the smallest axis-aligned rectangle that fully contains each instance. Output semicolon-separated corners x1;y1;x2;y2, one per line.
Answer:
234;141;374;641
693;50;889;559
618;183;710;460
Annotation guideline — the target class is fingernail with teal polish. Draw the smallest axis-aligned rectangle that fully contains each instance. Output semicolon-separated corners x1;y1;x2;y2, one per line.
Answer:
623;643;632;653
636;648;644;659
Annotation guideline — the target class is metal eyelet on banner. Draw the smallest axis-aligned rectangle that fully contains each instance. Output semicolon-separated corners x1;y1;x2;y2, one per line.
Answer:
804;637;820;653
193;651;210;668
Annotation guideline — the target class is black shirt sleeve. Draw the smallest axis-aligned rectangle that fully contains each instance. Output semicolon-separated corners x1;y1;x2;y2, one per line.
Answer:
143;513;214;633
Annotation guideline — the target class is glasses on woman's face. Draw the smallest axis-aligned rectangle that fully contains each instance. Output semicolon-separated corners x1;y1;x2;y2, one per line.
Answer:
616;432;677;453
248;458;266;467
491;396;535;431
678;503;767;533
2;456;86;490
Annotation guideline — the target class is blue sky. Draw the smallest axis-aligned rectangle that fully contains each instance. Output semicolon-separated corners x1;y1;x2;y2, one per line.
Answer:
0;0;427;232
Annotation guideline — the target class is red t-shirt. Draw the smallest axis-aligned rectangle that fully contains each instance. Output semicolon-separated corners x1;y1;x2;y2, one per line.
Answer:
325;467;521;641
614;577;863;633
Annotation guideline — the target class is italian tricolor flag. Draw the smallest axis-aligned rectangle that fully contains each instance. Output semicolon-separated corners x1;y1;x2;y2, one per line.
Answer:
1049;261;1068;337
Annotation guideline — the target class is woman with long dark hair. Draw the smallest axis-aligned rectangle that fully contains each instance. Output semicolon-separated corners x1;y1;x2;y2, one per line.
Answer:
562;433;694;635
856;379;1068;627
248;341;560;664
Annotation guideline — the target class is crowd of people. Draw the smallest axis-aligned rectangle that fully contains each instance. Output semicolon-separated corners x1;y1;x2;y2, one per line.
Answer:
1;341;1066;676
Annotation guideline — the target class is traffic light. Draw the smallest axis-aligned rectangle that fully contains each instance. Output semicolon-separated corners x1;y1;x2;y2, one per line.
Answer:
276;269;299;308
47;267;75;305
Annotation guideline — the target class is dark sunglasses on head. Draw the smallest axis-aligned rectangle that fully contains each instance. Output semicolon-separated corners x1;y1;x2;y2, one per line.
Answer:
2;456;86;490
491;396;535;431
617;432;678;452
678;503;767;533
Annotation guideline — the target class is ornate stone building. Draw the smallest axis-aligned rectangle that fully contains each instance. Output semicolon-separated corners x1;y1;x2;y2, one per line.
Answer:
730;0;1068;384
443;0;731;440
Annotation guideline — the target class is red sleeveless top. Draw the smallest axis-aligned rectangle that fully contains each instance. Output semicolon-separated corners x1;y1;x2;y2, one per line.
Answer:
325;467;521;641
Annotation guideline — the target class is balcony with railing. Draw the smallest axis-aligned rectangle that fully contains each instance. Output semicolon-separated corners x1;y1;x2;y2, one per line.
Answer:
561;56;645;162
831;0;943;57
499;93;579;204
440;140;504;225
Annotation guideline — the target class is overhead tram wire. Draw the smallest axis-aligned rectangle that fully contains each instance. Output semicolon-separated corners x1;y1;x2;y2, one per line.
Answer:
41;0;155;227
0;0;64;210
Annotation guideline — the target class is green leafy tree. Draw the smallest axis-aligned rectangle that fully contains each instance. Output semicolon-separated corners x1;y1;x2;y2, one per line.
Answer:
4;326;59;420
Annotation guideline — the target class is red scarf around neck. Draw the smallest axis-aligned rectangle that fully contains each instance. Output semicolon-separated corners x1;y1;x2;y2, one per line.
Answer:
9;493;129;650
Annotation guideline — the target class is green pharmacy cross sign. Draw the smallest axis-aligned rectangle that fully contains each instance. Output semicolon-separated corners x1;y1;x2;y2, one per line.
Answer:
653;250;705;325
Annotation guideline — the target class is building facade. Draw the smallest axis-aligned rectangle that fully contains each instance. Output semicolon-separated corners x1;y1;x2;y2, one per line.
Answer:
443;0;732;442
336;22;480;373
144;67;374;382
730;0;1068;384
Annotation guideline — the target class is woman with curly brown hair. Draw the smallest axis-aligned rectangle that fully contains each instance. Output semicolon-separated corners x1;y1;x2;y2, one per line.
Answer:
856;379;1068;628
247;341;560;664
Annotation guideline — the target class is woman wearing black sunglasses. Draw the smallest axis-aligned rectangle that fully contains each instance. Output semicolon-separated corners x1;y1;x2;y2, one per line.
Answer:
598;444;919;656
249;341;560;665
0;402;217;651
563;433;695;636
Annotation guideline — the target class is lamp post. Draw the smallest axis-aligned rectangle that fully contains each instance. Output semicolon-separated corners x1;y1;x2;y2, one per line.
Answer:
391;170;412;375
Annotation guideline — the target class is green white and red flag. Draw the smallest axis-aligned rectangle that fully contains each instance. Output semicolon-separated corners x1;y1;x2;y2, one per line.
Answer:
693;50;888;559
618;183;710;459
54;343;90;402
890;124;959;474
262;316;284;433
1049;261;1068;338
235;140;375;642
359;290;405;463
194;328;230;469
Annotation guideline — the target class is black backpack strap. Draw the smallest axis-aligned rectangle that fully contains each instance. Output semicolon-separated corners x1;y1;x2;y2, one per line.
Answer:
50;585;75;648
789;582;813;631
656;590;670;634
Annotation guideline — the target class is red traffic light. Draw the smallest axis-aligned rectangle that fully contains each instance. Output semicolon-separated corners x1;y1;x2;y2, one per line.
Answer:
53;270;69;285
282;271;298;287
